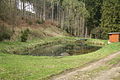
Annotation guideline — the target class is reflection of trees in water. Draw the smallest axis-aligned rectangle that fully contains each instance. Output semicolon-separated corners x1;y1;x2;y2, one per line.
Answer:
30;44;66;56
26;43;101;56
66;44;101;55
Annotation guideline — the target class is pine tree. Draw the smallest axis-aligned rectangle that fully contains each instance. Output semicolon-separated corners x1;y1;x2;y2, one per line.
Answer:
85;0;103;35
101;0;120;39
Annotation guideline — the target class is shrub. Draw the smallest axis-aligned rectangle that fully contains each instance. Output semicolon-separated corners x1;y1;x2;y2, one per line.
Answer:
0;25;13;41
36;19;45;24
28;21;33;25
91;27;108;39
21;29;30;42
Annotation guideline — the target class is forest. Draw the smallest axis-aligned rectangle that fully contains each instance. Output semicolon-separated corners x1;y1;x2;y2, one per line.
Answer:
0;0;119;42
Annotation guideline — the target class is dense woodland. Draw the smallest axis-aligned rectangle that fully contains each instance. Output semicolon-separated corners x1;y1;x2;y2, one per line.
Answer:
0;0;120;41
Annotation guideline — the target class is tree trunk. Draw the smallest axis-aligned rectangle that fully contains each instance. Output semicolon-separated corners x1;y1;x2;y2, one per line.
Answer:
43;0;46;21
51;1;54;22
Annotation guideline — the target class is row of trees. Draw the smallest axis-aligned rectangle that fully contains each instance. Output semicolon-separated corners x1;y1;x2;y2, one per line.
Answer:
22;0;89;37
0;0;89;37
0;0;120;39
85;0;120;39
100;0;120;39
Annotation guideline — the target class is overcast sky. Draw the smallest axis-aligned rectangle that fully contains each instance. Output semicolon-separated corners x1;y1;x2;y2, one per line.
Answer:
17;0;36;13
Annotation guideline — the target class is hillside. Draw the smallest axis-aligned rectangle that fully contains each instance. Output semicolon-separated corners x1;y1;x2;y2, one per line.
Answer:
0;19;68;41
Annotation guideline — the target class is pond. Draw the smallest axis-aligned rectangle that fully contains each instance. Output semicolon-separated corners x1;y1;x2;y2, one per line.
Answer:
24;41;101;56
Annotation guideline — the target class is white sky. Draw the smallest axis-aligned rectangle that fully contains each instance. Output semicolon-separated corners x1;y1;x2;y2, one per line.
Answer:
17;0;36;13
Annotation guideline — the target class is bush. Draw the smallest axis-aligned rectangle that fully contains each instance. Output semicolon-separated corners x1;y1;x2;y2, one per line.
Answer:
36;19;45;24
91;27;103;39
91;27;109;40
28;21;33;25
21;29;30;42
0;25;13;41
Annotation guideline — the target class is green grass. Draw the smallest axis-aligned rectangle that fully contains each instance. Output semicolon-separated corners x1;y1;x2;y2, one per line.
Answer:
78;65;109;79
80;49;120;79
0;37;120;80
105;55;120;80
107;55;120;65
86;38;108;45
0;36;71;54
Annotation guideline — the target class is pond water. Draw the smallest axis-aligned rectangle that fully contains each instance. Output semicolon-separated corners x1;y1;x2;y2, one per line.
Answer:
25;41;101;56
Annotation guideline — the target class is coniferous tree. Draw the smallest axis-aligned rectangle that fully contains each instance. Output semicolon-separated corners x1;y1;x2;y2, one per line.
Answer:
101;0;120;39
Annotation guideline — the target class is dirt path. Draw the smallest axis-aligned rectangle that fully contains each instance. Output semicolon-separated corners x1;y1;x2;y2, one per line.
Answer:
94;66;120;80
50;51;120;80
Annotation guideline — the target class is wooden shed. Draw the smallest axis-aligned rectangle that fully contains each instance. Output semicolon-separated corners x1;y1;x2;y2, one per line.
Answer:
108;32;120;43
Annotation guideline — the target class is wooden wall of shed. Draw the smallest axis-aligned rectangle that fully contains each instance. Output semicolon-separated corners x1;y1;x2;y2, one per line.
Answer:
109;34;120;42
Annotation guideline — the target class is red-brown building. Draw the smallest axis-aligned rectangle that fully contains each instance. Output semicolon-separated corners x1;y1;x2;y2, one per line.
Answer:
108;32;120;43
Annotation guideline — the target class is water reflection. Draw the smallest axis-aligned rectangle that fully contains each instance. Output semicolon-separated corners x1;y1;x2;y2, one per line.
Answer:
25;42;101;56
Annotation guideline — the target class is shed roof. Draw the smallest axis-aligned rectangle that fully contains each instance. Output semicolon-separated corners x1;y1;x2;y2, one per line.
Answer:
108;32;120;35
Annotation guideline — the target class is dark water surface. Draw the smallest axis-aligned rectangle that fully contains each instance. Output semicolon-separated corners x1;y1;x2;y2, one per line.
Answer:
25;41;101;56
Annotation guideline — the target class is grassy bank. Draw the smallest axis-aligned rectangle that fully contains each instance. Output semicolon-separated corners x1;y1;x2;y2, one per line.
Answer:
86;38;108;45
0;36;73;54
0;37;120;80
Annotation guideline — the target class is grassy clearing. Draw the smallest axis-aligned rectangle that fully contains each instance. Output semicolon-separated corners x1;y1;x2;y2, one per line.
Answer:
0;37;120;80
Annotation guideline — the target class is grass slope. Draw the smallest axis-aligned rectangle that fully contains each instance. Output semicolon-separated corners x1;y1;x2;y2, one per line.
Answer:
0;37;120;80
